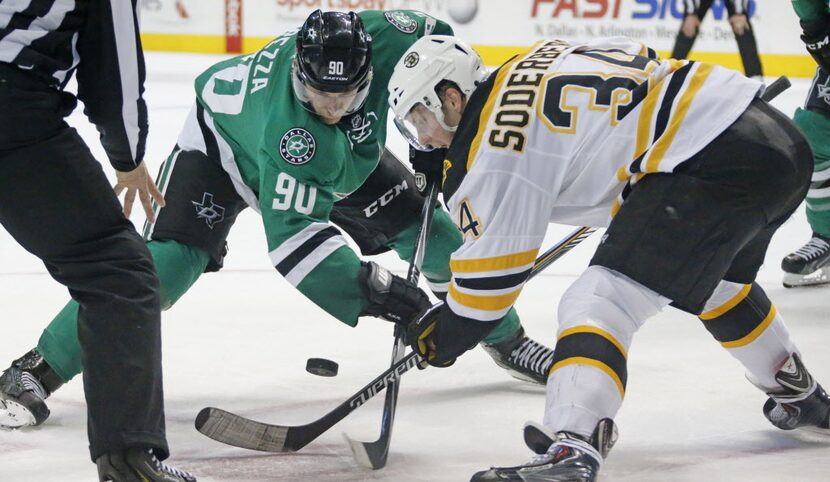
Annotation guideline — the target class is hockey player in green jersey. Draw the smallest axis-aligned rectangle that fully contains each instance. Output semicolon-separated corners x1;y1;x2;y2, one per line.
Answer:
389;36;829;482
0;10;555;430
781;0;830;286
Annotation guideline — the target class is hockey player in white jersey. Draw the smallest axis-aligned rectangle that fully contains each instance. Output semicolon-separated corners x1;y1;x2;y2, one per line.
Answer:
388;36;830;481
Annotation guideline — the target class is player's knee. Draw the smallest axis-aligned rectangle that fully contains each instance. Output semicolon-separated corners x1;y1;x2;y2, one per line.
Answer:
549;266;666;396
557;265;665;346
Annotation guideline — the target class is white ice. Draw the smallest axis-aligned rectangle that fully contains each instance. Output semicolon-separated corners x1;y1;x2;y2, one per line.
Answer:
1;52;829;482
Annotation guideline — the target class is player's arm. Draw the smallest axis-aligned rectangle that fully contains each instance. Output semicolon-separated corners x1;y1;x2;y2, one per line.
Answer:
75;0;163;220
409;169;553;367
260;170;430;327
75;0;148;173
793;0;830;72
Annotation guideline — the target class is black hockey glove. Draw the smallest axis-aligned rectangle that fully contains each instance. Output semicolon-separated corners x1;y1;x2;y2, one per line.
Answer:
409;146;448;192
408;302;501;368
801;17;830;73
358;261;432;324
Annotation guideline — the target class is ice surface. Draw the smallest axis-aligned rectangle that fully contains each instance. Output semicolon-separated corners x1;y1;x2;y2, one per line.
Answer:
0;52;828;481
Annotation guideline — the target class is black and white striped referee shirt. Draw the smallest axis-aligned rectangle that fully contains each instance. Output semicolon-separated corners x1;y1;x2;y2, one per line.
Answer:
683;0;750;18
0;0;148;171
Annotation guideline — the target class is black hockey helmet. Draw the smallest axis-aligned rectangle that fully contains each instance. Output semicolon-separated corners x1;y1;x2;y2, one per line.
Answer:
292;10;373;122
295;10;372;92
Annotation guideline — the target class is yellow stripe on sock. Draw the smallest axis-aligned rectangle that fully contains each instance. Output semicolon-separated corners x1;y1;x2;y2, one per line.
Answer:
558;325;628;359
549;357;625;397
721;305;777;349
699;284;752;320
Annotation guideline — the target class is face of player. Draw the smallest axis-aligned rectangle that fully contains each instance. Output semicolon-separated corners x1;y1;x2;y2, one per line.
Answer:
304;84;360;125
405;103;456;149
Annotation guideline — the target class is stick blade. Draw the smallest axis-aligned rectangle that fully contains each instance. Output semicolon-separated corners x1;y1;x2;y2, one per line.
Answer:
343;432;389;469
761;75;791;102
195;407;291;452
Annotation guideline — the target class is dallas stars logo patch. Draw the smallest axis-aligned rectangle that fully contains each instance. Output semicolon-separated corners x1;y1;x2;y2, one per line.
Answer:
817;77;830;106
192;192;225;229
279;128;316;165
384;11;417;34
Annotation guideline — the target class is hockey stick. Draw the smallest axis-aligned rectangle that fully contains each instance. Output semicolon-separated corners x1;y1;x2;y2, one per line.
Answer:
342;181;440;469
761;75;790;102
195;225;597;454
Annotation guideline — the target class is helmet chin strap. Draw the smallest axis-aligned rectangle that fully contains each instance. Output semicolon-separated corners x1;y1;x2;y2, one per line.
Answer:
434;108;457;133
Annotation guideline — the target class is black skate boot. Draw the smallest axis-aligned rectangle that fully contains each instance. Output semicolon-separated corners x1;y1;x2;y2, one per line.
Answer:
0;349;64;429
97;448;196;482
781;233;830;288
471;418;617;482
763;353;830;433
482;327;555;385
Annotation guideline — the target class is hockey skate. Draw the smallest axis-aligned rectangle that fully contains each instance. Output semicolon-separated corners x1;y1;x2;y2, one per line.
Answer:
471;418;617;482
482;327;555;385
781;233;830;287
0;349;63;429
97;448;196;482
763;353;830;434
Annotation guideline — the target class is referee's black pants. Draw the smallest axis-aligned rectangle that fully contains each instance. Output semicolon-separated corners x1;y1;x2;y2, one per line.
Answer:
0;65;169;461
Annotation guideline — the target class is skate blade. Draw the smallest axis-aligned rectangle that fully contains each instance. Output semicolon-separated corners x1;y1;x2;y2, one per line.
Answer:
0;399;36;429
783;268;830;288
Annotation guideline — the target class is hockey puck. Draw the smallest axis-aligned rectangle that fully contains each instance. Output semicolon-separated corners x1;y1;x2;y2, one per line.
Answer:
306;358;339;377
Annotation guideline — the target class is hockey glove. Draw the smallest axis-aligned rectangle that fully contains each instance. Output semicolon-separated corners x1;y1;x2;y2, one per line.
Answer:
408;302;501;368
410;146;448;192
801;17;830;73
358;261;432;324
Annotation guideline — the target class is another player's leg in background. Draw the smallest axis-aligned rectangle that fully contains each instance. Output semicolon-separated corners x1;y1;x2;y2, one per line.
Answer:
0;146;246;429
670;12;701;60
782;68;830;287
730;14;763;80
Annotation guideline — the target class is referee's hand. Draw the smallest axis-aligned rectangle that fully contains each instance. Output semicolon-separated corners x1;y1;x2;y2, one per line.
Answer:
681;15;700;38
114;162;165;222
729;14;749;36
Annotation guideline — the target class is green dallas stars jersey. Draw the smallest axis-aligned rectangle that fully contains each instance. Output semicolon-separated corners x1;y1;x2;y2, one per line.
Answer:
792;0;830;21
191;10;452;325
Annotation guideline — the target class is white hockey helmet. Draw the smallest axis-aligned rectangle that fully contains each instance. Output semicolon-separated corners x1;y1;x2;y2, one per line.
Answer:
388;35;488;151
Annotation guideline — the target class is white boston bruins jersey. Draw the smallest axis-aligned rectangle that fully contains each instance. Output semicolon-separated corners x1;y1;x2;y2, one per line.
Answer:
441;37;763;322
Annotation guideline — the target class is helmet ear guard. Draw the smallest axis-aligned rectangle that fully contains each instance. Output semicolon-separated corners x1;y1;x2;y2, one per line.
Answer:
388;36;488;151
293;9;374;116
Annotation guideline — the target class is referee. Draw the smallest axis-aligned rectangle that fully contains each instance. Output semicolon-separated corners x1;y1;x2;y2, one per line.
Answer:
672;0;763;79
0;1;194;480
